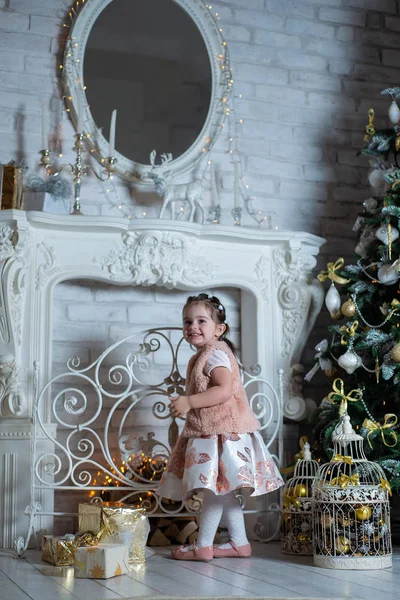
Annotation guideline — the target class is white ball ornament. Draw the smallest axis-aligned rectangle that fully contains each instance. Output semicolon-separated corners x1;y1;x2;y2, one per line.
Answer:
338;349;362;374
325;283;342;319
376;224;399;245
389;100;400;125
368;168;386;189
377;263;400;285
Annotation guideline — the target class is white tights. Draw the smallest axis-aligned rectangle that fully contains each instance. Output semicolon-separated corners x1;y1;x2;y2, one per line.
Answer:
181;489;248;551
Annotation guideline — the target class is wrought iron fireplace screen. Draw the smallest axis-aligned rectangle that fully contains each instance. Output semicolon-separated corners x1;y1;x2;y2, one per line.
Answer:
18;327;283;554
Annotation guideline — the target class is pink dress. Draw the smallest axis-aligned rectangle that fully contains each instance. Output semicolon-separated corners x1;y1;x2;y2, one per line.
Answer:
156;347;284;501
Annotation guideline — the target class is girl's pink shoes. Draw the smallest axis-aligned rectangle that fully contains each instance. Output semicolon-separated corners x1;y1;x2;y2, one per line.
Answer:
171;544;213;562
171;540;252;561
213;540;252;558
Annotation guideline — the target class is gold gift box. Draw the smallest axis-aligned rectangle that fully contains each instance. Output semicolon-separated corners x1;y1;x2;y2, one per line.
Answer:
78;502;124;534
74;543;130;579
41;535;75;566
78;503;149;563
0;165;23;210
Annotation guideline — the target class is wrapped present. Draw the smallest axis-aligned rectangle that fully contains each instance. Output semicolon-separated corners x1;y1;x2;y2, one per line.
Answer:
74;543;129;579
0;164;24;210
41;532;100;566
78;502;123;534
23;191;70;214
41;534;76;566
78;503;150;563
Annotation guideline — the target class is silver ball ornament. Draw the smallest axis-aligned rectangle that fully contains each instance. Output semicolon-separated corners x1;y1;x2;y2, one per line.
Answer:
363;197;378;213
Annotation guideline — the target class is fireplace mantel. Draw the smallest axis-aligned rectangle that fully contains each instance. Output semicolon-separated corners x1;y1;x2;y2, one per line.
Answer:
0;209;325;421
0;209;325;548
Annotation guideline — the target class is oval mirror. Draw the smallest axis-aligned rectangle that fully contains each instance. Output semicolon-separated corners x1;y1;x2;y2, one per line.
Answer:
63;0;230;182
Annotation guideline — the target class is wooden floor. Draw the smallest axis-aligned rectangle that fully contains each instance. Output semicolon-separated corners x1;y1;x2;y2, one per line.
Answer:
0;543;398;600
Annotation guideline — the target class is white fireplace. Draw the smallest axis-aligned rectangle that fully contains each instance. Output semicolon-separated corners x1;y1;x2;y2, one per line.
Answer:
0;209;324;548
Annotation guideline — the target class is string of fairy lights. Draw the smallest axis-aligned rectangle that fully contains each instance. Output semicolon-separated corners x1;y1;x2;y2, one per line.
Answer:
56;0;272;226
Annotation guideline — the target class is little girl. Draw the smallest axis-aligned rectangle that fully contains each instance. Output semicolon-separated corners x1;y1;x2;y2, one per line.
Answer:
156;293;284;561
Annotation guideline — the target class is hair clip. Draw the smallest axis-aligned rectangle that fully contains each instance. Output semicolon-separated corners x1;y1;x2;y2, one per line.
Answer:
218;304;223;311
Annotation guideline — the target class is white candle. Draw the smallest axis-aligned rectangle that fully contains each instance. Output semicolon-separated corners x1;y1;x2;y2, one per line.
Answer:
41;100;48;150
76;88;83;133
233;161;239;208
58;98;64;156
109;109;117;157
210;162;218;207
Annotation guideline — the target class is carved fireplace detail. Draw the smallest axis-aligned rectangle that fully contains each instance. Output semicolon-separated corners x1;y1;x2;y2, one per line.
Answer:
0;209;324;547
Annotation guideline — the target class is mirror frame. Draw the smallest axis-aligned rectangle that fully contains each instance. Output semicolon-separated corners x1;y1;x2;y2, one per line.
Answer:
63;0;231;183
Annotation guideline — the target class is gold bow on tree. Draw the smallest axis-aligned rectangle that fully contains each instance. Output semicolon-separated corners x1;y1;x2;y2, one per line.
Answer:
331;473;360;488
339;321;359;345
331;454;353;465
362;414;398;449
328;378;363;417
317;258;350;285
380;478;392;497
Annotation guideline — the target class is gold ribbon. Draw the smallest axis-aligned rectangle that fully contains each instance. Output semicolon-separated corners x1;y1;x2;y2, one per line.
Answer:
362;414;398;448
332;453;353;465
328;378;363;417
283;494;301;509
317;258;350;285
339;321;359;345
388;222;393;261
380;478;392;497
58;533;99;570
331;473;360;488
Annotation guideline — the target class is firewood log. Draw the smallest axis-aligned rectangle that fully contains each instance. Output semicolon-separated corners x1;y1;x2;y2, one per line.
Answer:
176;521;198;544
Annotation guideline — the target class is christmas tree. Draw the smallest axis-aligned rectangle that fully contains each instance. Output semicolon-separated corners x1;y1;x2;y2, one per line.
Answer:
309;87;400;490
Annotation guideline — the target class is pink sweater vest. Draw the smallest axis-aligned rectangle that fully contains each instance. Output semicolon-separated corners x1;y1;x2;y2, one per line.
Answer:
182;341;260;437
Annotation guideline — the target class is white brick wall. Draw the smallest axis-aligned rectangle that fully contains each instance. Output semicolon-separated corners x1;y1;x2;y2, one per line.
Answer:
52;281;241;374
1;0;399;407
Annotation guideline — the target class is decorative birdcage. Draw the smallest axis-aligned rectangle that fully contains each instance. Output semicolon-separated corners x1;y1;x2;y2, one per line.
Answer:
281;441;319;555
313;414;392;570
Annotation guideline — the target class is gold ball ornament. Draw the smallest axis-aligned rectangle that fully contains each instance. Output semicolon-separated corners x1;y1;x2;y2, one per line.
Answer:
331;310;343;321
355;505;372;521
324;366;337;378
341;299;356;317
297;531;311;542
335;535;351;554
391;342;400;362
294;483;308;497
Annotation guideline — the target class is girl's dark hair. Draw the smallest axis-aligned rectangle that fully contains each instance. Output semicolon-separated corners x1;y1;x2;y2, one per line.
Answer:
183;293;237;355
